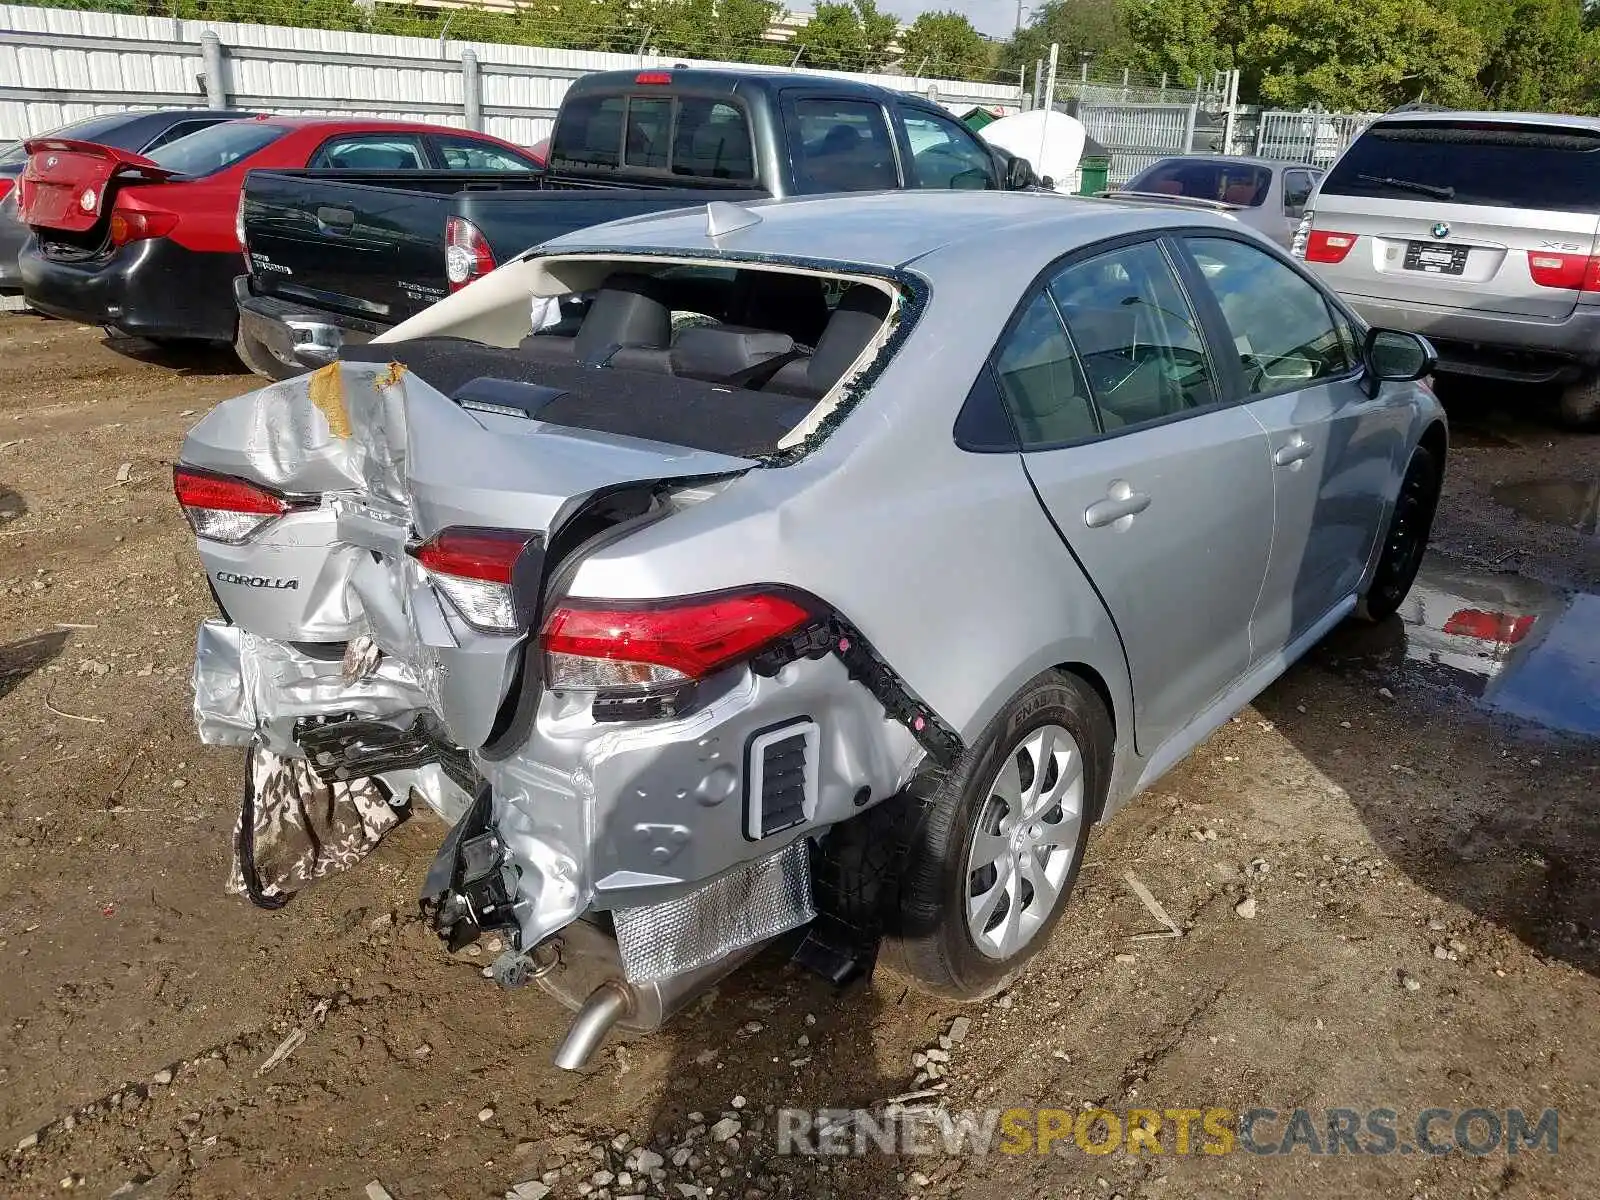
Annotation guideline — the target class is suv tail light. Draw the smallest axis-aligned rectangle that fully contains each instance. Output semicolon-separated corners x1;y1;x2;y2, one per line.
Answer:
1305;229;1357;264
1527;251;1600;291
411;526;537;632
173;465;298;544
108;203;178;247
541;590;813;697
445;215;496;292
1290;210;1313;258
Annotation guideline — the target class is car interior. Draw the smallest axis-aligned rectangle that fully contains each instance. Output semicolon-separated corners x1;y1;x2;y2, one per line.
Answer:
340;264;896;458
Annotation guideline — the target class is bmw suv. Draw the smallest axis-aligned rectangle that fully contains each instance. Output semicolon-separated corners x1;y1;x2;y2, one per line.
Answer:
1296;110;1600;428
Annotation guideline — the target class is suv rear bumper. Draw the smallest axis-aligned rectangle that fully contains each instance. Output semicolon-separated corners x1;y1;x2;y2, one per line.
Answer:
234;275;385;375
1343;293;1600;383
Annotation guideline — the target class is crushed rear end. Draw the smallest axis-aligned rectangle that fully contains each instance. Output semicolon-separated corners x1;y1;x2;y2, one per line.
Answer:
178;251;938;1065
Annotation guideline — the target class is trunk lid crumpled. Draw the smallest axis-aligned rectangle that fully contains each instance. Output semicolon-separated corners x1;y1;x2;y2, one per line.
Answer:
183;358;757;754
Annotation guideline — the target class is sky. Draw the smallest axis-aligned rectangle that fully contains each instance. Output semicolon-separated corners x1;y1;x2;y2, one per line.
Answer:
877;0;1021;38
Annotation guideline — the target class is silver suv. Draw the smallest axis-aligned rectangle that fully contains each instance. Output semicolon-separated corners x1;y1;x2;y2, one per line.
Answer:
1296;110;1600;427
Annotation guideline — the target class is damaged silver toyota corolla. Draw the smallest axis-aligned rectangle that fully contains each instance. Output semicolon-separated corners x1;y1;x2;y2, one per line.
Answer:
178;192;1447;1068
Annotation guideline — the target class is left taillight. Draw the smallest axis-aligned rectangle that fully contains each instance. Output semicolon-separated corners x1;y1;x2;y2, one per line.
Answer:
0;178;13;205
411;526;537;633
445;215;496;292
1527;251;1600;292
173;465;294;544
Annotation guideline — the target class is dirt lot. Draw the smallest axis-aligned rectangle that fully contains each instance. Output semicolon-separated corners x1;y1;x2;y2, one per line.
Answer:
0;314;1597;1200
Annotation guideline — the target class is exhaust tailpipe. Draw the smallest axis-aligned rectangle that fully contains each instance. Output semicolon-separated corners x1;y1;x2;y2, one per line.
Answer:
553;981;633;1070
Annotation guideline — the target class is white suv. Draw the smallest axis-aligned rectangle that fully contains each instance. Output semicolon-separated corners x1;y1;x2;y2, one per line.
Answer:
1296;110;1600;428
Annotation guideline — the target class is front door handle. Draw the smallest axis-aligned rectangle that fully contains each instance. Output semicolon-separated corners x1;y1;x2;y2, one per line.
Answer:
1084;481;1152;528
1275;435;1314;466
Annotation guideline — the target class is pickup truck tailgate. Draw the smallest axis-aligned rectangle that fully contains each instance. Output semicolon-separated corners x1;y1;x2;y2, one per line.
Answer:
242;170;549;321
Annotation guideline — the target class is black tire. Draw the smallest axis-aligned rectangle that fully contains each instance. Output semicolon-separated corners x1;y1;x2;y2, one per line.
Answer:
1556;377;1600;430
884;670;1110;1001
1357;444;1441;623
234;327;301;381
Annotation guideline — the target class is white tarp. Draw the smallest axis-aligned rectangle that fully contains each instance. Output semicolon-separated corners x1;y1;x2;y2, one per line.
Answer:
979;110;1088;194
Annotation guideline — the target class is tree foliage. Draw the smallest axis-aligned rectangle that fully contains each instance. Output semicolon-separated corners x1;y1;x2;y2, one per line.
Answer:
1000;0;1132;74
790;0;900;70
898;10;992;78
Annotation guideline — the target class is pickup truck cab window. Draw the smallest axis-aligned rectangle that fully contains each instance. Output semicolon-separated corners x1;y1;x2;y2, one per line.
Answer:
900;108;997;190
309;135;428;170
786;98;899;192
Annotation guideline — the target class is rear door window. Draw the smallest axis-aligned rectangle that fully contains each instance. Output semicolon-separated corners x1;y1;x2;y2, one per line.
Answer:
432;136;540;171
308;135;429;170
1323;121;1600;212
786;98;899;192
145;120;288;176
670;99;755;180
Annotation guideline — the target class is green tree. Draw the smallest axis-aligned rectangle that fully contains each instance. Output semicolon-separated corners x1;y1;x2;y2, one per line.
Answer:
643;0;787;63
1000;0;1133;77
792;0;900;70
898;11;993;78
1115;0;1231;85
1444;0;1587;109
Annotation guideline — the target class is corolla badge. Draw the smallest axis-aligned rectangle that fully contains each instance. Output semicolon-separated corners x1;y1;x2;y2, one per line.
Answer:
1431;221;1451;240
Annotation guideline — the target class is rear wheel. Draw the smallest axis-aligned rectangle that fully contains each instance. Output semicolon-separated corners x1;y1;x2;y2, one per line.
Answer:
1556;376;1600;430
1357;444;1440;622
885;671;1108;1000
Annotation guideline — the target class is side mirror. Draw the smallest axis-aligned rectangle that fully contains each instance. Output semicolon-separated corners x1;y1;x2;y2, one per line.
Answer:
1005;155;1034;190
1364;328;1436;396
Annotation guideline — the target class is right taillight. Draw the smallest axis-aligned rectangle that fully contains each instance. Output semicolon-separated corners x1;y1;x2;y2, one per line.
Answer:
0;178;13;205
108;205;178;248
173;465;294;544
1305;229;1358;264
1290;210;1313;259
1527;251;1600;291
540;590;813;697
445;215;496;292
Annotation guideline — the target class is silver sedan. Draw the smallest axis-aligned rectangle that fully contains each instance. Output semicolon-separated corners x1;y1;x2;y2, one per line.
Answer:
178;190;1445;1063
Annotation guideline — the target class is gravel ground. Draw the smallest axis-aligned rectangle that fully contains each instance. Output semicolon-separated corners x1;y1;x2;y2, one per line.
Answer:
0;315;1597;1200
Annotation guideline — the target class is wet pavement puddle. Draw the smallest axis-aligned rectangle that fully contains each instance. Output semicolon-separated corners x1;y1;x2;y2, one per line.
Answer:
1491;478;1600;536
1318;552;1600;737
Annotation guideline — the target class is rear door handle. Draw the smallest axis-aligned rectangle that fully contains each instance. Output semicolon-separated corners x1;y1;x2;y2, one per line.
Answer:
1274;435;1314;466
1084;481;1152;528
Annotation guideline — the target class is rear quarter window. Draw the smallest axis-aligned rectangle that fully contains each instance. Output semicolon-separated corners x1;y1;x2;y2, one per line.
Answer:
147;121;288;177
1323;121;1600;212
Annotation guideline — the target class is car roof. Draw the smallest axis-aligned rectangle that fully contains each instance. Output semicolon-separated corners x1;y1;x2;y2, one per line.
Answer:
247;115;504;135
563;67;908;105
1141;154;1303;171
541;189;1242;272
1370;109;1600;133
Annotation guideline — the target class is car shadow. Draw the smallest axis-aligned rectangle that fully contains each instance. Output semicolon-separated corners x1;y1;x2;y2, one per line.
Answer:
0;628;69;704
1261;547;1600;977
100;334;253;378
0;482;23;523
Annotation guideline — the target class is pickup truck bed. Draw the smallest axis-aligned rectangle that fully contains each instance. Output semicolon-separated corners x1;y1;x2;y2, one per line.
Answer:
237;168;759;374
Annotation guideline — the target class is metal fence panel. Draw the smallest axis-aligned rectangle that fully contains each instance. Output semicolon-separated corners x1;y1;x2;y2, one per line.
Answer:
1253;110;1378;168
1075;103;1197;186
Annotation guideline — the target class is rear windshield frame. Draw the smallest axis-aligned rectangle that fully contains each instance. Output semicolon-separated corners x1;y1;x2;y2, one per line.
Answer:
546;90;758;185
145;120;289;178
1323;120;1600;213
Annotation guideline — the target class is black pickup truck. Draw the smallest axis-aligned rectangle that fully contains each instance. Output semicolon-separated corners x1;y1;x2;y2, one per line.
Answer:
235;67;1036;377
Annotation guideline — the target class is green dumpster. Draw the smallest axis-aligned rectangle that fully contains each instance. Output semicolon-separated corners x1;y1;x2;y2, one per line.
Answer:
1077;154;1111;196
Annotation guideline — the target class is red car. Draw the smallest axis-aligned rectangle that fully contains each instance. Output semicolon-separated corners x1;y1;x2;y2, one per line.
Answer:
17;116;541;347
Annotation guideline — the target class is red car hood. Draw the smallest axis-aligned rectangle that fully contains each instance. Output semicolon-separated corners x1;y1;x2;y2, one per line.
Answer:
19;138;180;233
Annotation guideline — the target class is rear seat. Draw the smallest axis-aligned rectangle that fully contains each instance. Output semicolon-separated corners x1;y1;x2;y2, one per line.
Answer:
518;271;672;366
765;284;892;399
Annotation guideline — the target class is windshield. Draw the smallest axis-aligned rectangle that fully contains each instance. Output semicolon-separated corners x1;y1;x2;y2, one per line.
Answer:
1323;121;1600;212
1125;159;1272;207
0;112;140;166
146;120;287;177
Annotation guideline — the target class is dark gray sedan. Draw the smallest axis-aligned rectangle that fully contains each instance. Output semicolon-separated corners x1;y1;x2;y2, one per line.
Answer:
1101;155;1324;249
0;108;257;293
